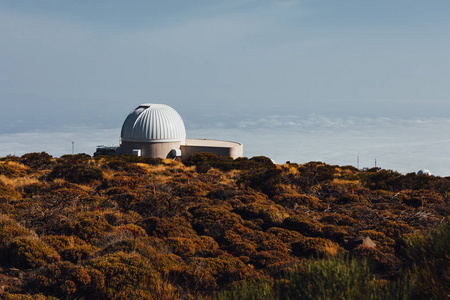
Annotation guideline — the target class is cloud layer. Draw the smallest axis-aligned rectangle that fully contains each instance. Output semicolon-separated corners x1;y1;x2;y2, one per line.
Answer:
2;116;450;176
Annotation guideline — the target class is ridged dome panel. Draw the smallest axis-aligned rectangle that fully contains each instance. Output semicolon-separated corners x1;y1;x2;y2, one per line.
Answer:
121;104;186;142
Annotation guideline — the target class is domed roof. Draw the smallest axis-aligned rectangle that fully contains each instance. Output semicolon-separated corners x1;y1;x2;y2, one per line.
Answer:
121;104;186;143
417;169;432;176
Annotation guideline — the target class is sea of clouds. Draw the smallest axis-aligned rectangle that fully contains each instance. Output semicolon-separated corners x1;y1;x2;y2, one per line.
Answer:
1;115;450;177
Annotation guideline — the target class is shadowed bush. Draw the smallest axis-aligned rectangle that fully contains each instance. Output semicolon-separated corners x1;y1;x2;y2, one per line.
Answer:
396;218;450;299
87;251;176;300
6;237;60;268
42;235;98;264
20;152;53;170
48;163;103;184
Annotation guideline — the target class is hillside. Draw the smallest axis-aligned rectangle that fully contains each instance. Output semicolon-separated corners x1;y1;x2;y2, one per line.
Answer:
0;152;448;299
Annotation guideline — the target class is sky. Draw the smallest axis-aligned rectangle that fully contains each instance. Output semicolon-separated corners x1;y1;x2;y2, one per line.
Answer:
1;1;450;174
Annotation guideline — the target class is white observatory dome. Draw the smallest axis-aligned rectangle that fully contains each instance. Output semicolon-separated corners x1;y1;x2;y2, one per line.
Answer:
417;169;432;176
121;104;186;143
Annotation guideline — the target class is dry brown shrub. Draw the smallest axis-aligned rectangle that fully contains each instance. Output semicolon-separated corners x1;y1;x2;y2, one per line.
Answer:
0;185;22;202
397;189;445;208
321;225;349;242
272;193;324;210
189;205;244;238
42;235;98;264
0;162;29;178
234;202;289;226
6;236;60;268
283;215;324;237
352;244;400;275
377;219;413;238
291;236;341;258
266;227;305;243
320;213;361;227
144;216;197;238
164;235;219;257
172;255;253;294
0;214;36;245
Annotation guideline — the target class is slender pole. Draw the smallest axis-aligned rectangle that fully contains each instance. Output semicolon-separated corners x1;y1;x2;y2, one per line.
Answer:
72;141;75;154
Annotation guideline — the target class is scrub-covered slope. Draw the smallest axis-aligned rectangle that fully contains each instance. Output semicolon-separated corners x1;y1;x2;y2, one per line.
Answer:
0;152;448;299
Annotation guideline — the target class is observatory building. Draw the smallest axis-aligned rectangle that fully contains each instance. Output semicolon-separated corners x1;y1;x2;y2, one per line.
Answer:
95;104;243;159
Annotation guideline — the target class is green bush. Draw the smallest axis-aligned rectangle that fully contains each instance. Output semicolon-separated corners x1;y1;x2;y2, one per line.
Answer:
218;258;413;300
396;218;450;299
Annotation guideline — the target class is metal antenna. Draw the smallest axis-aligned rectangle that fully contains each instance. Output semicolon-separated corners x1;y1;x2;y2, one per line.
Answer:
357;152;360;169
72;141;75;154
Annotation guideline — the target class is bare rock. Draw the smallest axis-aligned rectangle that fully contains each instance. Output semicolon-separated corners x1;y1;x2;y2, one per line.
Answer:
346;236;376;249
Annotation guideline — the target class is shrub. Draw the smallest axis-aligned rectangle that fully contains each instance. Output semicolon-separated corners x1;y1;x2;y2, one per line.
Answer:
87;252;170;300
189;206;244;238
164;235;219;257
144;216;197;238
397;189;444;208
56;213;115;243
291;237;340;258
217;279;275;300
20;152;53;170
0;161;28;178
320;213;360;227
378;220;413;239
7;237;60;268
237;168;283;196
266;227;304;243
358;169;401;191
352;245;400;275
234;203;289;227
48;163;103;184
280;258;412;300
218;258;413;300
28;261;93;298
0;185;22;202
396;218;450;299
272;193;324;210
42;235;98;264
294;162;337;190
283;215;324;237
173;255;252;294
184;152;220;173
0;215;35;245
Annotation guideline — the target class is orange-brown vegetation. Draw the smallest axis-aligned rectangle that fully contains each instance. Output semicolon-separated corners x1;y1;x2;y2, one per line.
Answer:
0;152;448;299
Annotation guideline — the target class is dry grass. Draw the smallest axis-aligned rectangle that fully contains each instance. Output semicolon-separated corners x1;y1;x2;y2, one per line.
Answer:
282;164;299;175
0;174;40;189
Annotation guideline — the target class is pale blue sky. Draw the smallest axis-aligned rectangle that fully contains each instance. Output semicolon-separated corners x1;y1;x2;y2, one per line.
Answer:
1;0;449;134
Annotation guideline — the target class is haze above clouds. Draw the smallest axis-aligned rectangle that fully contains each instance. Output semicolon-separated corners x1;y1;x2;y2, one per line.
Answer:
1;0;449;174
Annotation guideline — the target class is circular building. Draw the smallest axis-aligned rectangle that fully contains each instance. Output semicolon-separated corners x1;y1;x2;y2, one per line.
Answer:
120;104;186;159
417;169;432;176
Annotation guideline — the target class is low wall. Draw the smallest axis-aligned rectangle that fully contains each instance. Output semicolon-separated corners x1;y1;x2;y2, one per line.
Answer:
181;139;243;160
